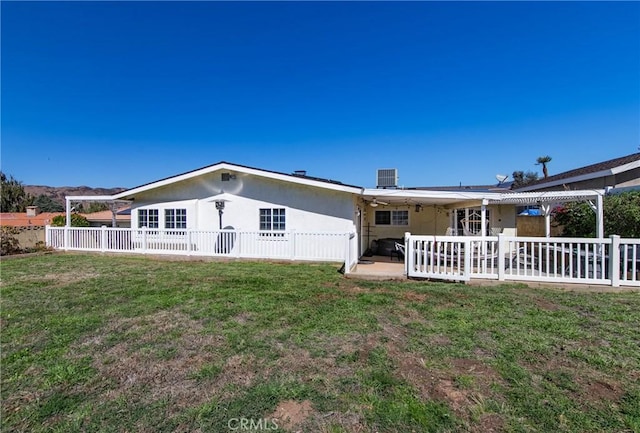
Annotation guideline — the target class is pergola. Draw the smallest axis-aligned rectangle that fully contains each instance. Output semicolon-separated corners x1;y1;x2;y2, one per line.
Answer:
65;196;131;227
490;190;605;238
361;188;606;238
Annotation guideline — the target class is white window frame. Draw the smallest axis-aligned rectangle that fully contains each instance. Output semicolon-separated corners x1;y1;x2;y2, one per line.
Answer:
138;209;159;229
259;208;286;237
374;210;409;226
165;208;187;230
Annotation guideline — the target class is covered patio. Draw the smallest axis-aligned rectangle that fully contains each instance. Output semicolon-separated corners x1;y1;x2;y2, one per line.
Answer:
349;188;640;287
357;188;606;258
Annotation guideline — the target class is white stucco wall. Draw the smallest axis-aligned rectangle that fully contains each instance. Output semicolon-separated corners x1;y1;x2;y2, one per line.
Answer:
129;170;358;233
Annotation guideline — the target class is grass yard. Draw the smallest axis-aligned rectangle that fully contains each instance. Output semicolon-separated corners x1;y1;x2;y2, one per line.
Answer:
1;254;639;433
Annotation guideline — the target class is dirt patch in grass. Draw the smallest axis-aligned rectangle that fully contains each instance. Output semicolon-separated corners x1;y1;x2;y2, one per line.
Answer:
9;271;100;289
266;343;358;394
377;315;503;425
584;379;623;403
269;399;314;431
233;312;252;325
532;297;561;311
476;413;504;433
430;334;453;346
527;355;625;409
340;285;370;295
76;310;225;412
401;291;429;302
397;306;427;325
219;353;257;386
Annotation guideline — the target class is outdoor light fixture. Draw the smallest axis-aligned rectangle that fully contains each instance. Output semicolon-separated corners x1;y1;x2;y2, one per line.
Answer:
415;204;422;213
215;200;226;229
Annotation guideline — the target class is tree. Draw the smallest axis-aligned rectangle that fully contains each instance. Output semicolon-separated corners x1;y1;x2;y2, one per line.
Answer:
604;191;640;237
33;194;65;212
1;172;33;212
51;213;90;227
81;202;109;213
552;202;595;237
552;191;640;238
536;155;552;178
511;170;539;189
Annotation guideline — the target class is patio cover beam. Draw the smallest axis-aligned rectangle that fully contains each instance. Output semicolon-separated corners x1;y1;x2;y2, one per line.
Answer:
65;195;131;228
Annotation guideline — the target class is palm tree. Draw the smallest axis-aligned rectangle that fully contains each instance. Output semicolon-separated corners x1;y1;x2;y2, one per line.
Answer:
536;156;552;178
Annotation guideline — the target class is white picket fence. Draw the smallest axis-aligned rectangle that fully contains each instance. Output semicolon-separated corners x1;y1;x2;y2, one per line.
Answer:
46;226;358;273
406;233;640;287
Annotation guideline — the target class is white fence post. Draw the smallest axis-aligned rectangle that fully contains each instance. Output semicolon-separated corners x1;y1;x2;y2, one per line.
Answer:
45;225;50;247
497;234;506;281
101;226;107;252
610;235;620;287
64;226;69;251
405;232;411;276
186;230;192;256
290;230;296;260
343;232;351;274
142;227;148;254
463;239;471;279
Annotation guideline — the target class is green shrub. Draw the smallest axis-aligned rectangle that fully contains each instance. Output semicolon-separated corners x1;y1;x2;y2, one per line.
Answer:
1;227;22;255
51;214;90;227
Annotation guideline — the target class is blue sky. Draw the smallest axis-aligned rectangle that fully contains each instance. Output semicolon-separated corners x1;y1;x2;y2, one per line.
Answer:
2;1;639;189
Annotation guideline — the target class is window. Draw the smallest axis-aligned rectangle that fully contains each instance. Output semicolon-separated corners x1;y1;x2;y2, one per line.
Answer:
456;208;491;235
259;208;286;234
375;210;408;226
165;209;187;229
138;209;159;228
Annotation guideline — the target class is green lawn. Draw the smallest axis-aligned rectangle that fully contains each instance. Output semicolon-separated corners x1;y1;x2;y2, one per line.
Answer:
1;254;639;433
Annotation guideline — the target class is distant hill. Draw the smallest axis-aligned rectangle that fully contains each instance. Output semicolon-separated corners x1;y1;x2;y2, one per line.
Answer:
24;185;128;206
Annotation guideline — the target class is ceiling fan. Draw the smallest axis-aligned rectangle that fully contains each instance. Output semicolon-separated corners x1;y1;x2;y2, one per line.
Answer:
369;198;389;207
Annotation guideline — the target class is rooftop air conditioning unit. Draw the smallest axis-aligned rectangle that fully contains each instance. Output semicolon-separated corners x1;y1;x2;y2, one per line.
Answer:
377;169;398;189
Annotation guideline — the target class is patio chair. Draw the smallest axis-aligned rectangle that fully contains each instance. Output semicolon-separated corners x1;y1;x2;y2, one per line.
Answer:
392;242;405;261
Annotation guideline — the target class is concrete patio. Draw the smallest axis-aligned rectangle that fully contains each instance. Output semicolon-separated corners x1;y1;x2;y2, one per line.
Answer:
346;255;406;280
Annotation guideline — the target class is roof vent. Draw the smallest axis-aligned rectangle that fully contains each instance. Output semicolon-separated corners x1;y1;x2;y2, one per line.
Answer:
221;172;236;181
293;170;307;177
377;169;398;188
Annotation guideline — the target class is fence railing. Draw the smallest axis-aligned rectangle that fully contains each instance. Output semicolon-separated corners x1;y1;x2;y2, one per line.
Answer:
405;232;640;287
46;226;357;272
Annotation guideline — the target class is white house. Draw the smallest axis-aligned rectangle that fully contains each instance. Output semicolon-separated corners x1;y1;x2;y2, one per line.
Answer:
111;162;363;234
58;161;606;260
49;161;640;287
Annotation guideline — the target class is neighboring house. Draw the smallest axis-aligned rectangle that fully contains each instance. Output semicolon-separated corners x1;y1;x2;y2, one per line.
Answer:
0;206;64;249
81;207;131;228
0;206;63;227
514;152;640;192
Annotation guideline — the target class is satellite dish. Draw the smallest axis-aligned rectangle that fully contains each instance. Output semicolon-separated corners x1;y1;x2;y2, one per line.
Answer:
495;174;509;185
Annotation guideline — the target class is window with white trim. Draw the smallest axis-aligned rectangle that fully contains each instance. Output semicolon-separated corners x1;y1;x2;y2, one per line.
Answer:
138;209;159;228
375;210;408;226
456;208;491;235
165;209;187;229
259;208;286;235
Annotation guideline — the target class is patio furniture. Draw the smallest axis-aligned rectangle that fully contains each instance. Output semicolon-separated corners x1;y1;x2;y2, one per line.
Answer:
444;227;457;236
391;242;405;261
